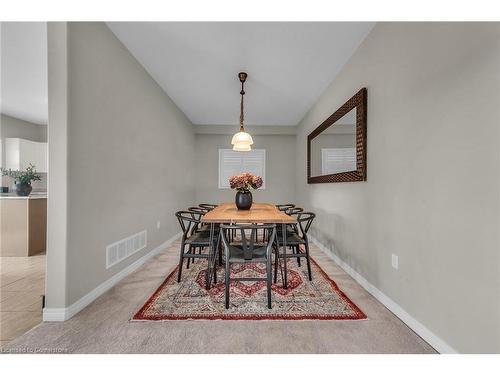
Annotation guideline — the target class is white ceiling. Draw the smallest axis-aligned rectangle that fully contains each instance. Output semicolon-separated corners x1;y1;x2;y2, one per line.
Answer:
108;22;374;126
1;22;48;125
0;22;374;127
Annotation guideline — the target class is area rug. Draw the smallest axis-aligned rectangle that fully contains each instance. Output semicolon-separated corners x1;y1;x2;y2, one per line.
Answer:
132;253;366;321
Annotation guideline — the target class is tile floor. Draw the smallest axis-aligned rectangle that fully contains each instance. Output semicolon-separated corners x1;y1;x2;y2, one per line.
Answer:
0;252;45;348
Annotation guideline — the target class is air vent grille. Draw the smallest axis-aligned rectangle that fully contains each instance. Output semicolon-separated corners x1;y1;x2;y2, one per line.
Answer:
106;230;147;269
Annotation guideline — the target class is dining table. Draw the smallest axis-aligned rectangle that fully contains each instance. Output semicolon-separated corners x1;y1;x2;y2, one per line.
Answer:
201;202;297;290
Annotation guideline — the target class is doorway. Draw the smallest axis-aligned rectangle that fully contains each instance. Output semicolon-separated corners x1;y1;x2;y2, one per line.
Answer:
0;21;48;347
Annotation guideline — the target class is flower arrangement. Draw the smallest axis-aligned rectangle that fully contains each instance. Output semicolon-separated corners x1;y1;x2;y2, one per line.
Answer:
229;172;263;192
1;163;42;196
1;163;41;185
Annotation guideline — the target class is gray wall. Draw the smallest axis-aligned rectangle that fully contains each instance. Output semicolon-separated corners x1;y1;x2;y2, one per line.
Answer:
195;134;296;204
62;23;195;305
0;114;48;190
296;23;500;353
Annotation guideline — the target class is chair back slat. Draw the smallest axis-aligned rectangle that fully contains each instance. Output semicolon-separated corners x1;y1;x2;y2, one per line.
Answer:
240;227;253;260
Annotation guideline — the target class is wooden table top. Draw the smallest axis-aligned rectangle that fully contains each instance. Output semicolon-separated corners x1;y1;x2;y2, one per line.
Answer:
201;203;296;224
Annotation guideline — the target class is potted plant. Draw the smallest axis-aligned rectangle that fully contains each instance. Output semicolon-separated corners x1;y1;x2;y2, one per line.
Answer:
1;163;42;196
229;172;263;210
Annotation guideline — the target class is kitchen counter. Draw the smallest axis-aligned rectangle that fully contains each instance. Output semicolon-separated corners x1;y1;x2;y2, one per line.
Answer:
0;193;47;200
0;195;47;256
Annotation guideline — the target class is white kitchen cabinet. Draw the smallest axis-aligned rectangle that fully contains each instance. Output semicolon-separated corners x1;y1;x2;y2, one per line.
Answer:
4;138;48;173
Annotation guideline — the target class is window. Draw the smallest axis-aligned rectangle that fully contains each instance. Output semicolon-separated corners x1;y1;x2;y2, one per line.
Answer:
321;148;356;175
218;149;266;189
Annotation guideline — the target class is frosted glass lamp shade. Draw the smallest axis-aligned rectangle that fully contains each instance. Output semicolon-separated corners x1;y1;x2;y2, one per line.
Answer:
232;143;252;151
231;131;253;151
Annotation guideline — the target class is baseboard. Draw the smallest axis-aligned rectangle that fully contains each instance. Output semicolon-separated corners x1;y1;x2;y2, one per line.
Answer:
41;308;67;321
43;232;182;322
309;235;458;354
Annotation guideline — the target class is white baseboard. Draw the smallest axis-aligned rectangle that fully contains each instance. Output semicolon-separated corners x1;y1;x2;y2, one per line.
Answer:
309;235;458;354
43;232;182;322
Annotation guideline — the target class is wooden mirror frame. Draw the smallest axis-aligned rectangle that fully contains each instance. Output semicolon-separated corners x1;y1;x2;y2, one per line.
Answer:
307;88;367;183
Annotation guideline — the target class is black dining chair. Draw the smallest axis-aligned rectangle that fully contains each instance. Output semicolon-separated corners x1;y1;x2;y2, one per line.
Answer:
187;206;222;265
276;204;295;212
275;212;315;281
220;223;277;309
175;210;219;283
188;206;209;214
286;207;303;215
188;206;219;233
199;203;218;211
257;204;295;242
277;207;304;239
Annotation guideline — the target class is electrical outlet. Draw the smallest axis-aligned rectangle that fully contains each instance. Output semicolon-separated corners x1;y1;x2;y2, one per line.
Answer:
156;221;161;229
391;254;399;270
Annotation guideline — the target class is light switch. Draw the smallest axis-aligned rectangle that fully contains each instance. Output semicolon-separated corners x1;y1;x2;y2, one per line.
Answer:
391;254;399;270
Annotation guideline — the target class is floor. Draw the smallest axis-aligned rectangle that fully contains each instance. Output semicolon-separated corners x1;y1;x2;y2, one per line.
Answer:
0;252;45;348
2;241;436;353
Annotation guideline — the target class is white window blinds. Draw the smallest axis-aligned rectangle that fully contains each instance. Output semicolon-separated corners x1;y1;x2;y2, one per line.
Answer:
218;149;266;189
321;148;356;175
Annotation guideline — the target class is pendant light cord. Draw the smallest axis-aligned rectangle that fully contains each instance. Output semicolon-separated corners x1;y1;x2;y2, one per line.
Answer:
240;80;245;131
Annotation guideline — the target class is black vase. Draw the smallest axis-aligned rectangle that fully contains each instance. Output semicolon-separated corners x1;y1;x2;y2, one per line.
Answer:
235;189;252;210
15;183;32;196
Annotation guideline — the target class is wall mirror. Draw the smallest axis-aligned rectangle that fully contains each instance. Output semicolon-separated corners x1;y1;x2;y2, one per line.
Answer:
307;88;367;183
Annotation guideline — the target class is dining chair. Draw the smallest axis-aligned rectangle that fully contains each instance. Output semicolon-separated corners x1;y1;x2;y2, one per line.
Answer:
275;212;316;281
189;206;209;214
265;205;299;243
286;207;303;215
187;206;205;224
175;211;220;283
199;203;218;210
187;206;222;265
220;223;277;309
188;206;221;233
253;205;295;242
276;204;295;212
277;207;304;239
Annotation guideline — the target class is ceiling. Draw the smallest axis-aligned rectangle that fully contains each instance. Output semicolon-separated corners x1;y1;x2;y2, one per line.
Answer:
1;22;48;125
0;22;374;128
108;22;374;126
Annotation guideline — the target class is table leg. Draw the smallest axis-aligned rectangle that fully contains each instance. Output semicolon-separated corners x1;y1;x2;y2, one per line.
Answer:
205;222;216;290
282;222;287;289
213;231;221;284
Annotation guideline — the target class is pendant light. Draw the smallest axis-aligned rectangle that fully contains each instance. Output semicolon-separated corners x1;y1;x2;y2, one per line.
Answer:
231;72;253;151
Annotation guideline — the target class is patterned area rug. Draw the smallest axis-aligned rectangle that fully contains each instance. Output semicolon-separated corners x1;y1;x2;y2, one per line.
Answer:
132;254;366;321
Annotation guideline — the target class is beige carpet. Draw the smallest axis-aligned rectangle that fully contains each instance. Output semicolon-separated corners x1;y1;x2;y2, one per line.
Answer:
1;240;436;353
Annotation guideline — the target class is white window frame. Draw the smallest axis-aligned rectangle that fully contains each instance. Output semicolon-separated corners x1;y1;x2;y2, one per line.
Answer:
321;147;356;175
218;149;266;189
